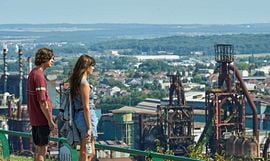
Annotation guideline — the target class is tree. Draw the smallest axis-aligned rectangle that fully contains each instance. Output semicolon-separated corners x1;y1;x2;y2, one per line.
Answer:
237;62;249;70
148;90;167;99
253;71;265;76
193;74;202;83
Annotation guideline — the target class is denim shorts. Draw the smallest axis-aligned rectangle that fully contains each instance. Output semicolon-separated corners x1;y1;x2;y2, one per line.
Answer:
74;109;98;139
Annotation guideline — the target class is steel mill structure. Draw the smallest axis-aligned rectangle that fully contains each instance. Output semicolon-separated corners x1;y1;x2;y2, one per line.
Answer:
142;44;260;160
156;72;194;155
196;44;259;159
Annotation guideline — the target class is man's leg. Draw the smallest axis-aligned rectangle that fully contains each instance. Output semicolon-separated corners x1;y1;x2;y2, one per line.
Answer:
32;126;50;161
35;145;48;161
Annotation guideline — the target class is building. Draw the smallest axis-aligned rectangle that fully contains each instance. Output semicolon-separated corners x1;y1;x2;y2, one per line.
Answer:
134;55;180;61
0;74;27;104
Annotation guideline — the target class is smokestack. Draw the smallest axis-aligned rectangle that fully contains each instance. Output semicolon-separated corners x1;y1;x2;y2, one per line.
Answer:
16;44;23;103
2;44;8;92
27;57;32;74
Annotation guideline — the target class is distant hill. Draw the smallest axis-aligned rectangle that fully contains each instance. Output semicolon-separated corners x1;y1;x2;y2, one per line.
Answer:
1;23;270;55
1;23;270;43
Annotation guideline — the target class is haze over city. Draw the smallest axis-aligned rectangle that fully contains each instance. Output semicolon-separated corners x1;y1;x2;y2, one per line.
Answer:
1;0;270;24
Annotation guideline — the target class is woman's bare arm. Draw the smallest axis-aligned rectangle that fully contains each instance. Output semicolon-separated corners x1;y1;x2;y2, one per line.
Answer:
80;83;92;134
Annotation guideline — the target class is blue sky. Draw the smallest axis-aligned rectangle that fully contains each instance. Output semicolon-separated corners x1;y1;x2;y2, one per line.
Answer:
0;0;269;24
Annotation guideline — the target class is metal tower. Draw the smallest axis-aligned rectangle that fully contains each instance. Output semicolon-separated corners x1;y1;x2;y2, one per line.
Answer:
157;72;194;155
200;44;259;157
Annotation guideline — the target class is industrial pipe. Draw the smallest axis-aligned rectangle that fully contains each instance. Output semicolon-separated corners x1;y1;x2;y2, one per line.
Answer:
229;64;258;141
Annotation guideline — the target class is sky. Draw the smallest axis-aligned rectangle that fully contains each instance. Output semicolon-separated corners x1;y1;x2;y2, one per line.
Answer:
0;0;270;25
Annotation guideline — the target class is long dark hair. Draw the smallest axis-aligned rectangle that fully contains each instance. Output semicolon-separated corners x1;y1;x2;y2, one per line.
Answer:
69;54;96;99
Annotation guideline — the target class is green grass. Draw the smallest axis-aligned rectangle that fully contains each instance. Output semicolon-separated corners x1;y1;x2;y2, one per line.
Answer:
0;155;57;161
10;155;33;161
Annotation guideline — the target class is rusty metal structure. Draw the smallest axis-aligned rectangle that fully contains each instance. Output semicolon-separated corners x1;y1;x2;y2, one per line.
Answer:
7;100;33;153
157;72;194;155
197;44;259;158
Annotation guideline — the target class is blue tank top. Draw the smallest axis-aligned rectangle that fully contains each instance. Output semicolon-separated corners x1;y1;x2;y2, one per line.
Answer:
73;78;96;110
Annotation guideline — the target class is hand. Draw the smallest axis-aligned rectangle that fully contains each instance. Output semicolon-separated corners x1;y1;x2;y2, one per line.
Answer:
86;129;92;141
49;120;57;131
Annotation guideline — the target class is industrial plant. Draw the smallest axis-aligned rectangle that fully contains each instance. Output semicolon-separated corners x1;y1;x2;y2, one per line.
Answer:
1;43;270;160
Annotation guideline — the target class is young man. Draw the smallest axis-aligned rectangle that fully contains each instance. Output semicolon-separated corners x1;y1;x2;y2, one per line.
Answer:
27;48;57;161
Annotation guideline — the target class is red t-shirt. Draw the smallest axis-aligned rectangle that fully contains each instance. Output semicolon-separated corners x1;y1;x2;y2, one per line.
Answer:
27;67;53;126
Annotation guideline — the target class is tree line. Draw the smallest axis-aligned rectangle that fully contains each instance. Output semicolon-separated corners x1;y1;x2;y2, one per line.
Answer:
89;34;270;55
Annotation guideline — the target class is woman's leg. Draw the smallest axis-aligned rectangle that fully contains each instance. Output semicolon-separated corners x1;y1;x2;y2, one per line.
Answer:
88;137;95;161
79;139;88;161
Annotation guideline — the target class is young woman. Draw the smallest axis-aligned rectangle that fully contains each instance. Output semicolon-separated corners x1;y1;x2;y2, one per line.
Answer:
69;55;98;161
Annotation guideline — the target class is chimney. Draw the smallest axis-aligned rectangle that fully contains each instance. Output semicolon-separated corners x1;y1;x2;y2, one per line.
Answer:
16;44;23;103
2;44;8;92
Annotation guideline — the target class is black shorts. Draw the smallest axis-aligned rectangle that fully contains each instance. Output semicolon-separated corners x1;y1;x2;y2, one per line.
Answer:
32;125;50;146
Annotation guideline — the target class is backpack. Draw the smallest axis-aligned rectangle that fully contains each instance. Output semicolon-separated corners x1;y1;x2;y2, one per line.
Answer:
57;88;80;148
59;88;72;125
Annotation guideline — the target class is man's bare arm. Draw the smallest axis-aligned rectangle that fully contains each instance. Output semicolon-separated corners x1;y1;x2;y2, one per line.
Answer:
39;100;56;130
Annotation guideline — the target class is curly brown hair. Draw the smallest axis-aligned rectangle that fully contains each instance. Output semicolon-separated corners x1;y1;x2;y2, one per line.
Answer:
34;48;54;66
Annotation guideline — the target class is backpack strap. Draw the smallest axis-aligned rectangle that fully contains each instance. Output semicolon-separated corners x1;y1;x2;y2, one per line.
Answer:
68;93;73;126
